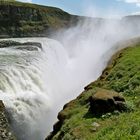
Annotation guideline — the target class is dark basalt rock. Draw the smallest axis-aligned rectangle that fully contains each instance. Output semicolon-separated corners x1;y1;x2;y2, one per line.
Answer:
46;99;76;140
0;40;21;48
0;100;16;140
0;40;42;51
0;101;5;111
22;42;42;50
46;121;63;140
89;89;127;115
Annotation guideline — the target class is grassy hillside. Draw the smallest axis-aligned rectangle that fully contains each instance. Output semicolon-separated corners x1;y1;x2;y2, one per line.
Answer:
0;0;76;38
47;43;140;140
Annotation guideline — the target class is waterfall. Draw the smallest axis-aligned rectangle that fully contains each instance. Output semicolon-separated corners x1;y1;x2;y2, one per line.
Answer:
0;37;110;140
0;39;50;140
0;38;89;140
0;18;140;140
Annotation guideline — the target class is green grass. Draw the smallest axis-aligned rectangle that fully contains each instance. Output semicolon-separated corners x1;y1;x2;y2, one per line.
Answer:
51;45;140;140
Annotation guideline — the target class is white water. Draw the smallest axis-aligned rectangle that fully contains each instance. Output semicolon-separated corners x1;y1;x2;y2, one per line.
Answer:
0;18;140;140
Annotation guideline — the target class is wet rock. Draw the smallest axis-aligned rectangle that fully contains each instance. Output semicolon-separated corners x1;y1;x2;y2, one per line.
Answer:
0;101;4;112
0;40;42;51
89;89;127;115
0;40;21;48
22;42;42;50
46;121;62;140
0;100;16;140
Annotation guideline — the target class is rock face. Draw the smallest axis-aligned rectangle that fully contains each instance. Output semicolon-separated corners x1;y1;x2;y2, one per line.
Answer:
89;89;127;115
0;101;16;140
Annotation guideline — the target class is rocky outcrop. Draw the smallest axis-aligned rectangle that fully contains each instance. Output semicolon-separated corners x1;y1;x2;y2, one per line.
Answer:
89;89;127;115
46;89;128;139
0;101;16;140
0;40;42;51
46;100;76;140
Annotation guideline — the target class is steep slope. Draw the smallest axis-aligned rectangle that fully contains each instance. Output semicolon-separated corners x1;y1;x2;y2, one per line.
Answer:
0;0;76;38
47;41;140;140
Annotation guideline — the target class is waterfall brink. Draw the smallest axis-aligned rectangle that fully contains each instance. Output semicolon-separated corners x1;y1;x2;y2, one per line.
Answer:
0;18;140;140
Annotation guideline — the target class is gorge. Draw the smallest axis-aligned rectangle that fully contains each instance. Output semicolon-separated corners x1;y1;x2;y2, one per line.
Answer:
1;1;140;140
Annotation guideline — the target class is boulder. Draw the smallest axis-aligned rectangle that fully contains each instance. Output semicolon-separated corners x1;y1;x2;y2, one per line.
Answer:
89;89;127;115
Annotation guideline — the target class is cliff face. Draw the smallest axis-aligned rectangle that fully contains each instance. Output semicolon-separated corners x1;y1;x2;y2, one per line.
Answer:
0;101;16;140
0;1;75;38
46;39;140;140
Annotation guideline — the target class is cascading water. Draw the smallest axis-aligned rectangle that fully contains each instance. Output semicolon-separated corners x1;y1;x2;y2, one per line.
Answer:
0;18;140;140
0;41;50;140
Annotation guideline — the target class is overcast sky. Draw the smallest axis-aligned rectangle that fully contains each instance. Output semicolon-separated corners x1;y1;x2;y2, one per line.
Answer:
17;0;140;17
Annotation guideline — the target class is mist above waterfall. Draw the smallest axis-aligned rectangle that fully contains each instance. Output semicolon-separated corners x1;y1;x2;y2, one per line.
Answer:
43;14;140;137
1;10;140;140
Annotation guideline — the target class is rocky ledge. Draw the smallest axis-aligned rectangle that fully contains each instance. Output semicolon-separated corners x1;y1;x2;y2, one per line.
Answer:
0;101;16;140
0;40;42;51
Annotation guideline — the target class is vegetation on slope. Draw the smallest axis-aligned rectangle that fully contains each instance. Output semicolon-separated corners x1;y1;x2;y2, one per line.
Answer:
47;44;140;140
0;0;76;38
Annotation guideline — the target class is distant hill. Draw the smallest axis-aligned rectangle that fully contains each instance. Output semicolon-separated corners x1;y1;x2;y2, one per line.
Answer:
0;0;78;38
